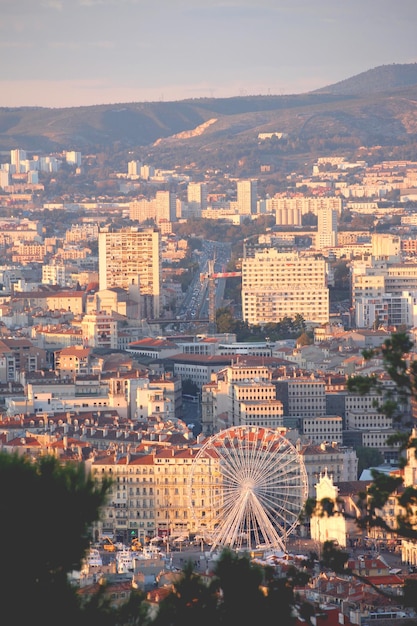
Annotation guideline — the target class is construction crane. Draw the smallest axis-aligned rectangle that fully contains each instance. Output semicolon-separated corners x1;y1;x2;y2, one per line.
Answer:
203;259;242;334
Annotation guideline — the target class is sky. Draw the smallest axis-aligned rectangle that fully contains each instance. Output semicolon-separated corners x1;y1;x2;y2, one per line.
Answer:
2;0;417;109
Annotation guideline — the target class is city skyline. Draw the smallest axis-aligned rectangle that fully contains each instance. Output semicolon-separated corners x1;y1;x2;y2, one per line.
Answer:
3;0;417;108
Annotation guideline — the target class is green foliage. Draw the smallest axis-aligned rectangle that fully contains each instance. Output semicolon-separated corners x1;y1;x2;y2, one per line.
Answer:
348;331;416;424
345;332;417;541
182;379;199;396
151;560;218;626
321;541;350;574
356;446;384;476
0;451;112;626
215;306;306;341
152;548;309;626
404;579;417;610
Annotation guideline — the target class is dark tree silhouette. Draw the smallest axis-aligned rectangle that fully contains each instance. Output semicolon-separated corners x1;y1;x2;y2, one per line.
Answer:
0;452;112;626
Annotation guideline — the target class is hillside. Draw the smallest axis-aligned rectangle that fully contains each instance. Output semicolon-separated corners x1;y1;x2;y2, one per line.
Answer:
1;63;417;175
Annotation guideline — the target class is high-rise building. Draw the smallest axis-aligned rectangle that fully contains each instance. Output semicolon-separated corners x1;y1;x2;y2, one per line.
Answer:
187;182;208;217
127;160;142;178
156;190;176;223
98;226;161;319
65;151;82;167
317;207;338;249
10;148;27;174
237;179;257;215
242;249;329;326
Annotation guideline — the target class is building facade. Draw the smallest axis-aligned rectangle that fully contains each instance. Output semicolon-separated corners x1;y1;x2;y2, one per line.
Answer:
98;226;161;319
242;249;329;326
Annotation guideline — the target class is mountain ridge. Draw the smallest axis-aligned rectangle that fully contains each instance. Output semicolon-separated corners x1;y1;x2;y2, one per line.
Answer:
1;63;417;176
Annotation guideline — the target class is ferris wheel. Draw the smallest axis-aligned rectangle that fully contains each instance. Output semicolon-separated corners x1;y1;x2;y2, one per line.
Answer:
188;426;308;553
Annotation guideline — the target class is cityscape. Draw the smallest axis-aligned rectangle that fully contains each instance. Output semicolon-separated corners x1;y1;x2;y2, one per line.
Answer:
2;124;417;624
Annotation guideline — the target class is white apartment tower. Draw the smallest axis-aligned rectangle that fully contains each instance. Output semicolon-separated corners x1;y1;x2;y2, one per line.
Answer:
317;207;338;249
98;226;161;319
187;182;208;216
237;179;257;215
128;160;142;178
65;151;82;167
10;148;27;174
242;249;329;326
156;190;176;223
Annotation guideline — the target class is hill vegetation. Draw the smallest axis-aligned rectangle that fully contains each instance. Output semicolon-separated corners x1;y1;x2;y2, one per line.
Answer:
1;64;417;179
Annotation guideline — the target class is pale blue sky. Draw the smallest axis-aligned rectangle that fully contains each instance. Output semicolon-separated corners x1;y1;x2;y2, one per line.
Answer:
2;0;417;108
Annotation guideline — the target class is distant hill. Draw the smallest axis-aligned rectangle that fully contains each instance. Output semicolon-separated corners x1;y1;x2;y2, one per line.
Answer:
1;63;417;176
311;63;417;95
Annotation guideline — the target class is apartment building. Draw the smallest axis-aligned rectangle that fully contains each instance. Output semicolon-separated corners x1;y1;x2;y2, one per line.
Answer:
42;263;69;286
81;311;118;350
300;441;358;499
237;179;257;215
273;196;342;222
351;238;417;327
316;207;338;250
9;289;86;316
98;226;161;319
129;191;176;225
0;338;47;382
88;446;214;545
186;182;207;217
242;249;329;326
54;346;94;377
201;364;284;434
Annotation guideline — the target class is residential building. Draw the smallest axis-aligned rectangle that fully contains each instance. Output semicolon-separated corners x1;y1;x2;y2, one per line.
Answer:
98;226;161;319
54;346;94;378
317;207;338;249
186;182;207;217
81;311;118;350
65;151;82;167
42;263;68;286
201;363;285;435
242;249;329;326
88;446;212;546
0;338;47;382
300;441;358;499
237;179;257;215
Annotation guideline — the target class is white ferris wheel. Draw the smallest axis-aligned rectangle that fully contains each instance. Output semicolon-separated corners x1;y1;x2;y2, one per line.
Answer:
188;426;308;553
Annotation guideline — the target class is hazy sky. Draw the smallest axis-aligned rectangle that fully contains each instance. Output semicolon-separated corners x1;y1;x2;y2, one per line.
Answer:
2;0;417;108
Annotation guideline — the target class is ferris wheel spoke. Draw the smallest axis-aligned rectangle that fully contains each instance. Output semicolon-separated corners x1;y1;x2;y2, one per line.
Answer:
258;463;304;490
250;448;298;484
189;426;308;553
255;491;299;522
220;437;248;480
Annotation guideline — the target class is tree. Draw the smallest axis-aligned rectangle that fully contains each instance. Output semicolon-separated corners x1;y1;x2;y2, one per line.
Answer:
356;446;384;477
151;560;218;626
0;452;112;626
151;549;306;626
296;331;313;347
311;333;417;569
